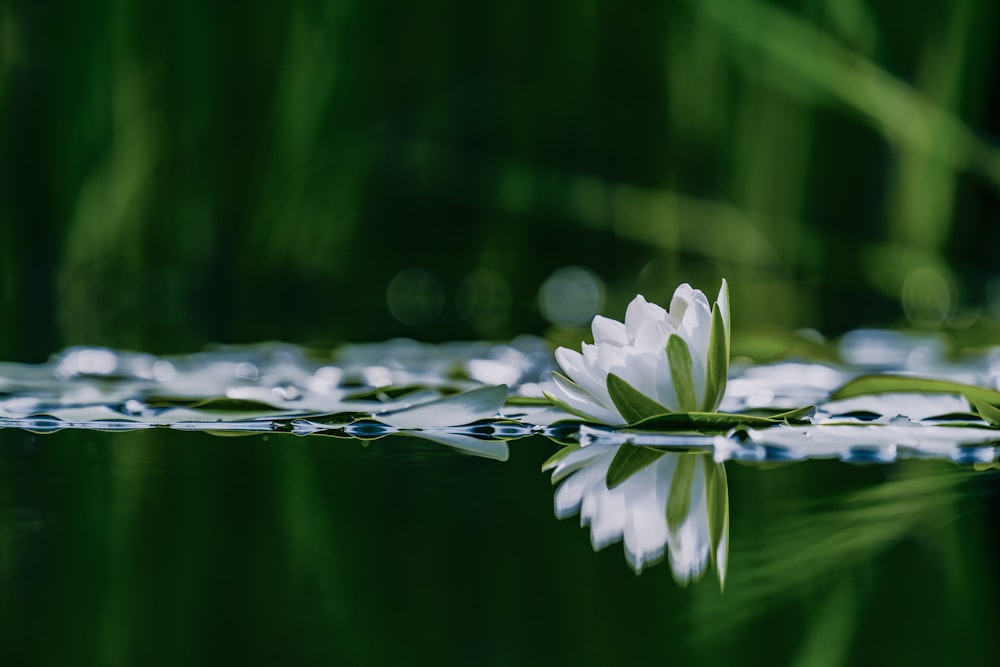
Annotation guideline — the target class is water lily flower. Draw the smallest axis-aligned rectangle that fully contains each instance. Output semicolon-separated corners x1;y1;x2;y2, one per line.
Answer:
547;280;730;425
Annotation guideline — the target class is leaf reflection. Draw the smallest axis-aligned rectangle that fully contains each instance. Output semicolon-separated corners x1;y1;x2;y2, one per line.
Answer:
546;442;728;584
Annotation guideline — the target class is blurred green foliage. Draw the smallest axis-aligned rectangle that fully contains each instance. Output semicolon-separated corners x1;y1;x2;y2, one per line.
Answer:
1;0;999;359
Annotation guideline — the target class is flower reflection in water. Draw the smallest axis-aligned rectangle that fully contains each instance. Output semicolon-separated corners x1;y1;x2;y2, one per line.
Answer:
545;443;728;585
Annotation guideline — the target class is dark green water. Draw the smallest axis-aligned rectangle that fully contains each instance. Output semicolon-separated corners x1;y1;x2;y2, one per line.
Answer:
1;429;997;666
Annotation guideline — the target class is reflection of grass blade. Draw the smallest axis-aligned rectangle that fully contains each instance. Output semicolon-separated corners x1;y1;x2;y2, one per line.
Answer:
693;463;979;635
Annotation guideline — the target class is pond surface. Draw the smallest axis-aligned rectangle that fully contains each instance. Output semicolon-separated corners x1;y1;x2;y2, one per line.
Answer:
1;337;999;665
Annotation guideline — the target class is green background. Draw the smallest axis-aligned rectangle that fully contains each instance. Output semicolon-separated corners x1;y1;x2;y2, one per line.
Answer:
2;0;999;359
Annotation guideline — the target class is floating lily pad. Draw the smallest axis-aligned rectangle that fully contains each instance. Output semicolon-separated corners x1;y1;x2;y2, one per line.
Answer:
831;375;1000;406
375;385;509;429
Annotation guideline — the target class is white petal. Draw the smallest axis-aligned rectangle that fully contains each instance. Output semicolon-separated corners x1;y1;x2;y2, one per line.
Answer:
556;346;612;411
680;294;713;364
591;315;628;347
550;372;623;424
669;284;695;321
619;351;662;408
717;279;730;339
633;319;666;354
625;295;666;342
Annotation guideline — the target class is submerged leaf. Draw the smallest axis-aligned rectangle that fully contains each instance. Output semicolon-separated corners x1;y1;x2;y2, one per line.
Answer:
831;375;1000;406
607;373;670;424
606;443;666;489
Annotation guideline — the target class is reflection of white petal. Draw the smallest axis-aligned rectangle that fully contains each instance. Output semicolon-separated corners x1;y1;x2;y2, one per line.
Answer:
666;463;710;583
554;448;617;518
551;445;725;583
623;457;673;572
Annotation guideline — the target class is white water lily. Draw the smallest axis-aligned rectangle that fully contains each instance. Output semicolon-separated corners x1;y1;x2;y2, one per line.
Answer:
547;280;730;425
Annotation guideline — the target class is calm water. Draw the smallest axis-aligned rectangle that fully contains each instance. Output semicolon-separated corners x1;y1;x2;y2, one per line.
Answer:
1;428;997;666
2;338;1000;665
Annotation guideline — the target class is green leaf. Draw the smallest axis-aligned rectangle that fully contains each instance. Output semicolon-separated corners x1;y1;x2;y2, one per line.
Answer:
189;397;285;412
377;385;509;428
606;373;670;424
628;411;782;432
666;455;697;531
703;302;729;412
974;401;1000;427
703;456;729;589
831;374;1000;406
666;335;696;412
770;405;816;424
606;443;666;489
